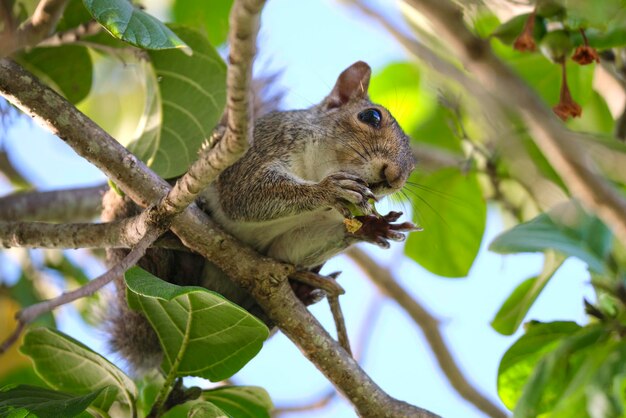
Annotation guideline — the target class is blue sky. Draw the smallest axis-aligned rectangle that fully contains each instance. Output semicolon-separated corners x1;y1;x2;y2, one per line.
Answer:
0;0;596;417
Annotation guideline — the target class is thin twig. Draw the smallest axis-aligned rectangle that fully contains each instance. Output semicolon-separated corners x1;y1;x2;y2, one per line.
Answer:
289;270;345;296
328;295;352;356
272;389;337;416
38;20;101;47
0;224;165;354
347;247;507;418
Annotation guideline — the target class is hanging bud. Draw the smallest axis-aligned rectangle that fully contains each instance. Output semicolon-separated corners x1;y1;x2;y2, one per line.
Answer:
513;9;537;52
571;29;600;65
553;61;582;121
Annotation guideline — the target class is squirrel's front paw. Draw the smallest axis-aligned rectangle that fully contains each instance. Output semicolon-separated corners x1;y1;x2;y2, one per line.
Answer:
349;211;421;248
319;172;375;216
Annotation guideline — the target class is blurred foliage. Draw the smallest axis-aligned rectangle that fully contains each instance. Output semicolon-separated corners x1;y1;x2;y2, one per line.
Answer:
4;0;626;416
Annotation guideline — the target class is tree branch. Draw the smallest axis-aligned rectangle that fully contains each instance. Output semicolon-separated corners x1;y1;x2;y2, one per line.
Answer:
0;223;165;354
347;247;508;418
161;0;264;215
0;218;188;250
0;57;439;418
0;185;106;222
0;0;70;56
404;0;626;246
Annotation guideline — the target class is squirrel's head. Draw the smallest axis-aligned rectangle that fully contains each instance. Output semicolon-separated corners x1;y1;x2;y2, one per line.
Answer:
317;61;416;198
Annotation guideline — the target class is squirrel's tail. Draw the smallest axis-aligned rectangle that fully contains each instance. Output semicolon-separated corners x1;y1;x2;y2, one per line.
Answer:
102;189;213;372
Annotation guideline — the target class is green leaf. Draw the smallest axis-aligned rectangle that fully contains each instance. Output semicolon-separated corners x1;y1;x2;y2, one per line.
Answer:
491;13;547;45
19;328;136;411
489;201;613;274
172;0;233;46
369;62;437;136
410;104;463;154
405;167;486;277
126;26;226;178
498;321;581;410
82;0;190;52
512;325;609;418
0;384;103;418
585;341;626;418
125;267;269;381
560;0;625;30
188;402;228;418
16;45;92;104
202;386;273;418
56;0;93;31
491;251;566;335
503;50;594;108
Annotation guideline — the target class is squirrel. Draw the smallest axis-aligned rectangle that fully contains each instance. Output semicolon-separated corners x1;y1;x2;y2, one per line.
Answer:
102;61;417;371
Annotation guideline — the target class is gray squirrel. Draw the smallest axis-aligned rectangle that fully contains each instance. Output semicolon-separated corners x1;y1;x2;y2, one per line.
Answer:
102;61;417;371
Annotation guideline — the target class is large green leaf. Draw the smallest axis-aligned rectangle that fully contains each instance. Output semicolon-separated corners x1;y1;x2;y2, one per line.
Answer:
172;0;233;46
498;321;581;410
511;325;609;418
0;384;104;418
82;0;189;52
17;45;92;104
202;386;273;418
405;167;486;277
489;201;613;274
125;267;269;381
125;26;226;178
491;251;566;335
19;328;136;411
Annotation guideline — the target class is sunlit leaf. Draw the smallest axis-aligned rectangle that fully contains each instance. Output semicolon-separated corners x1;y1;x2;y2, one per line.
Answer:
20;328;136;411
498;321;581;410
125;267;269;381
405;167;486;277
512;325;609;418
172;0;233;46
370;62;437;137
82;0;189;52
0;384;104;418
491;251;566;335
489;201;612;274
202;386;273;418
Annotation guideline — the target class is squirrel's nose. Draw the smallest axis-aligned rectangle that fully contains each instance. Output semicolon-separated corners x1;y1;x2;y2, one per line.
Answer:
381;163;404;189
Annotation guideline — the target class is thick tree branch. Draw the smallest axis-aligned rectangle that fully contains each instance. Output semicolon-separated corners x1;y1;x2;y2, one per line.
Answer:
404;0;626;245
0;218;188;250
161;0;265;215
0;185;106;222
0;55;438;418
347;247;508;418
0;0;70;56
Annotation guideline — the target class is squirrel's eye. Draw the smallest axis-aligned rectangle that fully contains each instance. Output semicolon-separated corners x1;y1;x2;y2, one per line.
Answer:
358;108;382;128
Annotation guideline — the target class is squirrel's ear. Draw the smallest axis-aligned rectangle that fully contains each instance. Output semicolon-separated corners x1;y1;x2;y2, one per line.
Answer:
322;61;371;109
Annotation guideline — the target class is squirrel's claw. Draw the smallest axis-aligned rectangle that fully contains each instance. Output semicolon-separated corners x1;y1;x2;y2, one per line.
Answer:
348;211;420;247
